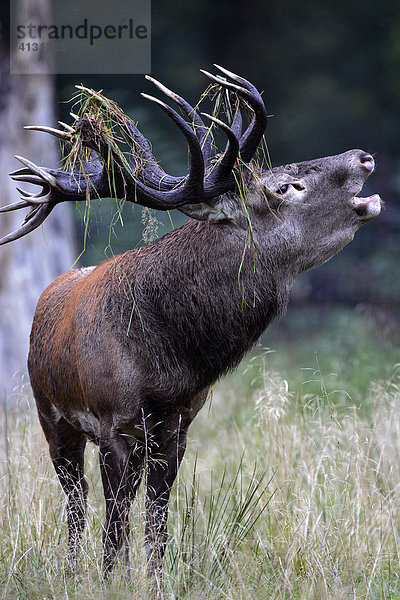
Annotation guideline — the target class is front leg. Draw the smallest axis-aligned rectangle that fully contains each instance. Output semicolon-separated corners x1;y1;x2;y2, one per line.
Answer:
145;429;188;582
99;428;144;575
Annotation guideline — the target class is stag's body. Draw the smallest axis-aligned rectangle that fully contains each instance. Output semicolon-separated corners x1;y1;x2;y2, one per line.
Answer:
1;67;381;580
29;218;286;439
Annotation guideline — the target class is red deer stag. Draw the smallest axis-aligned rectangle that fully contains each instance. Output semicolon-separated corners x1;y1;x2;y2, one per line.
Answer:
0;66;381;579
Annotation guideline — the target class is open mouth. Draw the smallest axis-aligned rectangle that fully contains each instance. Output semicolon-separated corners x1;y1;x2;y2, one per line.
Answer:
352;194;381;220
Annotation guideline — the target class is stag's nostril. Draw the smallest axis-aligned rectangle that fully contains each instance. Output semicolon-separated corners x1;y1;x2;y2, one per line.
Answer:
359;154;375;172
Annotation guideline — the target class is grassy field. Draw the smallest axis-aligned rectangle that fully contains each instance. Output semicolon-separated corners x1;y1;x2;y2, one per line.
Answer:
0;308;399;599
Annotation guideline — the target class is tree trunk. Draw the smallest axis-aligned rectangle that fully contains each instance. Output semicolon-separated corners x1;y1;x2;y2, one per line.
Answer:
0;0;75;401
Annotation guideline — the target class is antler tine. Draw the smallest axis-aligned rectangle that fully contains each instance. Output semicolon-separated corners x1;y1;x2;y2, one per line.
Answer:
14;156;58;187
24;125;71;141
230;106;243;138
15;186;34;197
58;121;75;133
0;181;52;216
221;68;267;162
0;203;54;246
200;70;251;97
10;166;50;185
213;64;258;92
145;75;214;167
22;206;41;224
9;167;33;177
201;113;239;179
75;84;104;103
141;93;205;193
10;173;48;186
219;106;242;174
14;187;51;205
201;68;267;163
0;198;33;213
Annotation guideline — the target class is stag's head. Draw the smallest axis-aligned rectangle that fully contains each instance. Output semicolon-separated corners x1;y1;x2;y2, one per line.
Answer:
237;149;380;272
0;65;381;272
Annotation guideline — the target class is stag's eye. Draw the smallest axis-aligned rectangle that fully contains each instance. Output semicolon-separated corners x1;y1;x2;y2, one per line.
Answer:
276;184;290;195
275;182;305;195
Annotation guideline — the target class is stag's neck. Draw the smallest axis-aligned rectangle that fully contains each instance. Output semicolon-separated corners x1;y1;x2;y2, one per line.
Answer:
109;219;294;397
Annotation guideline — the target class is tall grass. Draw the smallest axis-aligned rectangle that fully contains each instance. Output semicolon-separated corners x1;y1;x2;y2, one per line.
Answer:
1;356;400;599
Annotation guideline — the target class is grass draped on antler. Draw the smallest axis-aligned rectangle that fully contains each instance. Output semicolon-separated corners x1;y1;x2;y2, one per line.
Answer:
62;86;147;199
59;86;159;258
58;82;261;255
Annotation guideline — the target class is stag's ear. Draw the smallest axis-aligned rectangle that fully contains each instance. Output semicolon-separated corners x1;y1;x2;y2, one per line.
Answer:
179;195;239;222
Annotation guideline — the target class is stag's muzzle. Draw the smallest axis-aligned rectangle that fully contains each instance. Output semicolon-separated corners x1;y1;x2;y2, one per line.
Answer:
352;194;381;220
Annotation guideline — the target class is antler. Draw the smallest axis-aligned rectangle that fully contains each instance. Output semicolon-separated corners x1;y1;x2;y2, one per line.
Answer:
1;66;267;245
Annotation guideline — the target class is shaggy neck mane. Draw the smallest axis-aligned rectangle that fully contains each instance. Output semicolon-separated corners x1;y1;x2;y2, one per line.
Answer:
102;219;291;399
